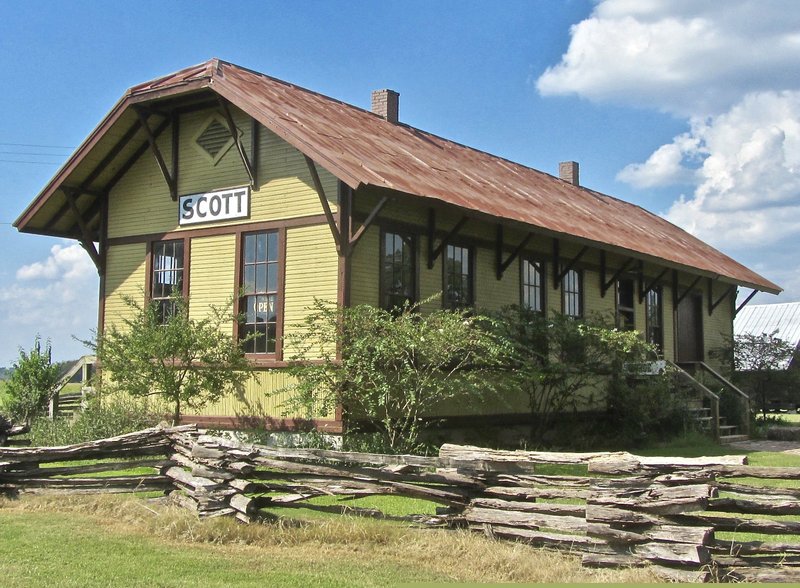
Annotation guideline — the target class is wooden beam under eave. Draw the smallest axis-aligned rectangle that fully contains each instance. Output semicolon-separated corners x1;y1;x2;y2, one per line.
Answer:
103;118;172;194
735;289;759;317
497;231;533;280
349;196;389;251
218;97;255;187
304;155;344;255
134;106;177;200
62;188;102;272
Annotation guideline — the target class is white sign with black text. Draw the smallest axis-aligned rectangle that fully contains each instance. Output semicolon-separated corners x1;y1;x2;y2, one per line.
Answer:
179;186;250;225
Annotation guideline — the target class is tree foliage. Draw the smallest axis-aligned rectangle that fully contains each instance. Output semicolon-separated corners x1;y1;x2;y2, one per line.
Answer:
490;307;660;445
3;336;61;425
721;330;798;417
93;295;251;424
282;300;508;454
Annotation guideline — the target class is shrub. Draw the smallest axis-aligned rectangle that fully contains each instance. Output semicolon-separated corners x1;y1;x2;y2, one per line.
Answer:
489;307;659;446
4;337;61;426
92;294;252;424
29;395;163;446
281;300;508;454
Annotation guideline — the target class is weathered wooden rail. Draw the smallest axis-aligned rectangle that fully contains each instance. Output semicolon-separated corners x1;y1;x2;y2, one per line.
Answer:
3;426;800;582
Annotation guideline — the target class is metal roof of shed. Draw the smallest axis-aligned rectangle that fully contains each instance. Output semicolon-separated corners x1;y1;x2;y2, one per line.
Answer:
735;303;800;369
15;59;781;294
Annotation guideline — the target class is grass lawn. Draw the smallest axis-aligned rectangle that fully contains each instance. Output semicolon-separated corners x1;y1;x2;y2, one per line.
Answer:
0;494;655;587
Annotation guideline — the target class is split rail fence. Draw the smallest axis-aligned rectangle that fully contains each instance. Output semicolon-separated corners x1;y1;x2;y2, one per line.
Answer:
2;425;800;582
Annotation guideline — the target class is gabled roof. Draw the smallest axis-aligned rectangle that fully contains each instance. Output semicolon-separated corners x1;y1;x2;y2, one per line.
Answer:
15;58;780;294
735;302;800;369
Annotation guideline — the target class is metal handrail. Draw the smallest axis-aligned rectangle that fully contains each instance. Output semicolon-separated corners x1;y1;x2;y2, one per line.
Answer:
666;360;721;440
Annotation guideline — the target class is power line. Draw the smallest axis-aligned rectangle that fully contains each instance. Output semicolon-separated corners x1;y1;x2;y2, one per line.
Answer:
0;150;66;157
0;142;72;150
0;159;61;165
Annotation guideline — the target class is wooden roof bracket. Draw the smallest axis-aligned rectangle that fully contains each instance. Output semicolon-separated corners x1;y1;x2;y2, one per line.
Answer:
495;225;533;280
218;97;255;188
735;289;759;317
43;121;143;232
600;253;636;297
708;278;736;316
349;195;389;252
553;239;588;289
673;270;703;308
103;117;172;195
639;267;669;303
304;155;344;255
134;106;177;200
62;187;102;273
427;209;468;269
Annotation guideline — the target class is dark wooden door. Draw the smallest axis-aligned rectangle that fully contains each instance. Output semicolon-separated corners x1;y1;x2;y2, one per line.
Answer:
676;293;704;363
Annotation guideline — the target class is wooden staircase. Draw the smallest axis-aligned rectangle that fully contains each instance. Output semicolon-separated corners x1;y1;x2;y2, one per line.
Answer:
49;355;96;419
670;361;751;443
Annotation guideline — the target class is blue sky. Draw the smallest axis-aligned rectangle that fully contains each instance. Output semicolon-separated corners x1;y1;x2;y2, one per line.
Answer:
1;0;798;363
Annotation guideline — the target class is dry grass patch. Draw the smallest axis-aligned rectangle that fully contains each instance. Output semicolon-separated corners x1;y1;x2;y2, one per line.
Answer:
1;494;657;584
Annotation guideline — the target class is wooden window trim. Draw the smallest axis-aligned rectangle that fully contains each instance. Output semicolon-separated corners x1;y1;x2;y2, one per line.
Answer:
646;286;664;352
442;241;475;310
144;237;191;320
615;276;636;331
378;226;418;310
561;267;583;318
235;227;286;361
520;257;546;314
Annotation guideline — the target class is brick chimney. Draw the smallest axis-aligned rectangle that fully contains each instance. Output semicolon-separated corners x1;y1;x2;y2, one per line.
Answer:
371;89;399;123
559;161;579;186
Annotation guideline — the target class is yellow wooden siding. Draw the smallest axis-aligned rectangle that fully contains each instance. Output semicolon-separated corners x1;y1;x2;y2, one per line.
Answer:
474;246;519;312
103;243;146;331
108;107;338;239
661;285;675;362
191;370;332;421
704;281;734;368
187;234;236;322
349;227;379;307
282;224;340;358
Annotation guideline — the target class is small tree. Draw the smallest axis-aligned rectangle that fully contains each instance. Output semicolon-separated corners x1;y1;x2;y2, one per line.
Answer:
282;300;508;454
94;295;251;424
490;307;659;445
724;330;797;417
4;336;61;425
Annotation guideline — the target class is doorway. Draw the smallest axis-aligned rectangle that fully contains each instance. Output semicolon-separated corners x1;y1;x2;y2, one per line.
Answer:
676;293;704;363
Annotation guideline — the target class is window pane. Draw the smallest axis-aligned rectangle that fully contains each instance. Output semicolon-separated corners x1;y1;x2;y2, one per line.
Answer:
244;266;255;294
244;234;256;264
267;232;278;262
381;230;416;310
267;264;277;293
256;233;267;262
241;230;280;354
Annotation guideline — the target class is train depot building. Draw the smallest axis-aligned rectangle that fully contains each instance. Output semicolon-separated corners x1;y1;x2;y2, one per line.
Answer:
15;59;781;433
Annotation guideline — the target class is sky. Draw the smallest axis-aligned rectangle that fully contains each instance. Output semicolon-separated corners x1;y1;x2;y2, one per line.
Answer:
1;0;798;364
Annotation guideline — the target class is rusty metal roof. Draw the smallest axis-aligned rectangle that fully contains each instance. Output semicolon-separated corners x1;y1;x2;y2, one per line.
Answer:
15;58;781;293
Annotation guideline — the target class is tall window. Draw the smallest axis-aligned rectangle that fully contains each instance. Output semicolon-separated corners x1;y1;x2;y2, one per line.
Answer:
521;259;545;313
646;287;663;351
241;231;279;354
562;268;582;318
444;244;473;309
151;240;184;323
381;230;416;310
616;278;635;331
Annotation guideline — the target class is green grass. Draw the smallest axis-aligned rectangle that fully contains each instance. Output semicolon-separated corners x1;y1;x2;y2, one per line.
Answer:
0;507;445;587
0;494;655;586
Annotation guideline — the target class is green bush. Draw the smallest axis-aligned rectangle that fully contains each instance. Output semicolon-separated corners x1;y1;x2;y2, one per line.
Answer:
4;337;61;426
489;306;659;446
602;368;690;447
29;395;162;446
281;300;508;454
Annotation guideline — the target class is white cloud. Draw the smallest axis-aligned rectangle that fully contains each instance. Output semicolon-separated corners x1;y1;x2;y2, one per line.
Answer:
16;243;95;282
537;0;800;116
0;242;98;364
